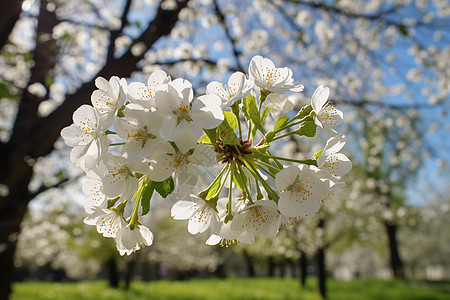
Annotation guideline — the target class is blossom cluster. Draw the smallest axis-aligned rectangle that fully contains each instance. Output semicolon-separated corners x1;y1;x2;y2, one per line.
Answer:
61;55;352;255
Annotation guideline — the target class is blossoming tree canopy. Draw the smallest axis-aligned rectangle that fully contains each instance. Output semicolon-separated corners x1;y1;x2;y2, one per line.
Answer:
61;55;352;255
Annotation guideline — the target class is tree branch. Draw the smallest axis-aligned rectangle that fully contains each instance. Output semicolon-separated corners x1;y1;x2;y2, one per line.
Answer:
3;0;60;190
151;57;240;73
106;0;133;64
0;0;23;51
213;0;244;72
31;0;190;160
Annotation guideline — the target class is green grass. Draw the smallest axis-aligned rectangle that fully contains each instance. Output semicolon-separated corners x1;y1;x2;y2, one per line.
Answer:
12;277;450;300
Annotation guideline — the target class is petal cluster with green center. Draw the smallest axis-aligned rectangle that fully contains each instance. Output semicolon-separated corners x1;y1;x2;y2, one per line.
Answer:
61;55;352;255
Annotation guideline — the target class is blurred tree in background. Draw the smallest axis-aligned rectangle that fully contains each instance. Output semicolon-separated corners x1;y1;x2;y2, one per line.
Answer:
1;0;449;299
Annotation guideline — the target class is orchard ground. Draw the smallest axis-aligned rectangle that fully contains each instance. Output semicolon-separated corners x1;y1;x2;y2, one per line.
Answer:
12;277;450;300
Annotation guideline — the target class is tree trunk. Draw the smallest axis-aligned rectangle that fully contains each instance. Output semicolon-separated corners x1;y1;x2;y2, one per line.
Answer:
0;1;189;298
0;195;29;299
0;0;23;51
242;249;255;277
107;257;119;288
267;256;275;277
124;254;138;290
317;218;326;299
317;246;326;299
279;260;286;278
299;250;307;287
384;221;405;279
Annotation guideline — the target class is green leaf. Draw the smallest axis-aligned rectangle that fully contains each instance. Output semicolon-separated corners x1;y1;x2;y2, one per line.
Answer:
312;150;323;160
199;128;217;144
261;104;274;123
242;95;251;121
274;116;289;131
136;177;161;216
244;94;265;134
198;134;212;144
297;117;317;137
223;111;238;132
292;104;313;121
154;176;175;199
198;165;229;200
265;130;276;143
232;165;248;195
217;111;240;145
206;176;222;199
140;188;154;216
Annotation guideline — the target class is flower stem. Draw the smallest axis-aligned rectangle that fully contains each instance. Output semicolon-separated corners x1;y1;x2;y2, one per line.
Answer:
231;102;242;140
236;163;254;204
259;153;318;166
198;164;230;200
271;131;295;142
224;162;234;223
276;116;308;133
240;157;279;202
255;163;276;178
128;194;141;230
255;159;279;176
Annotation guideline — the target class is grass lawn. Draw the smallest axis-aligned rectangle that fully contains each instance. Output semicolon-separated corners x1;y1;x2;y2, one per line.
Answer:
12;277;450;300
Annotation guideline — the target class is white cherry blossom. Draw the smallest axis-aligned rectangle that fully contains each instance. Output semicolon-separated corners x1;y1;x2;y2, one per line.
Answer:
171;195;220;235
91;76;127;127
147;129;216;182
82;170;107;213
248;55;304;93
115;104;163;160
275;164;329;218
60;105;110;169
206;222;255;246
317;135;352;177
206;71;254;106
84;207;126;238
154;78;224;138
127;70;171;109
206;198;254;245
101;154;143;200
311;85;343;136
115;224;154;256
231;200;281;238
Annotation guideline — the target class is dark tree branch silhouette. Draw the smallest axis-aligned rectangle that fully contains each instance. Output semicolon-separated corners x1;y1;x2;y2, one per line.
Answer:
0;1;189;298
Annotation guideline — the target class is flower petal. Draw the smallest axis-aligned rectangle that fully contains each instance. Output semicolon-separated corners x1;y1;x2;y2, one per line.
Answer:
275;165;300;191
171;200;197;220
311;85;330;113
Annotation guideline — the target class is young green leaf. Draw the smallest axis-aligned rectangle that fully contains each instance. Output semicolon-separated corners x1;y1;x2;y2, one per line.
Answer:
217;111;240;145
296;116;317;137
312;150;323;160
140;178;156;216
198;134;212;144
153;176;175;198
274;116;289;131
292;104;313;121
244;94;265;134
261;104;274;123
265;130;276;143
